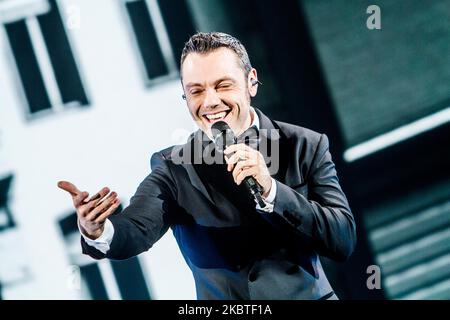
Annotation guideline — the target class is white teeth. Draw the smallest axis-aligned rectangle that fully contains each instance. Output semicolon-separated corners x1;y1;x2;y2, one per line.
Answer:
205;111;227;121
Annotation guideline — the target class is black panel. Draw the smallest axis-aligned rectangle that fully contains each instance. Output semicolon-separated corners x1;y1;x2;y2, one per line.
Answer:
58;212;78;237
38;0;88;105
348;123;450;207
126;0;168;79
4;20;52;113
80;264;109;300
157;0;196;69
0;175;15;231
110;257;151;300
301;0;450;147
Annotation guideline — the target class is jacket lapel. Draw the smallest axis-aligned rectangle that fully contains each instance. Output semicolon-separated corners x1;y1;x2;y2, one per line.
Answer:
255;108;303;187
180;130;216;205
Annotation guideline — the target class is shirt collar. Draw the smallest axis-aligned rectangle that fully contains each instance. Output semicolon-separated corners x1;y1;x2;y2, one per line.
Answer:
249;106;260;130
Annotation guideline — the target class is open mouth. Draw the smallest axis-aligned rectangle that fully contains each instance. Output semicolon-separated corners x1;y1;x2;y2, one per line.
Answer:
202;109;232;124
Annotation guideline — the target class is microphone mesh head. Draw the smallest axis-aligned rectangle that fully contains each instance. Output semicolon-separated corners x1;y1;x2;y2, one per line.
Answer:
211;121;235;152
211;121;230;135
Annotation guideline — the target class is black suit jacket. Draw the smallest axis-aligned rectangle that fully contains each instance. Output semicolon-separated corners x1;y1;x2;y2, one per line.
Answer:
81;108;356;300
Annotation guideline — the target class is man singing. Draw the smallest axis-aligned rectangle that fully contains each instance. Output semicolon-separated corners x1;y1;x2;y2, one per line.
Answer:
58;32;356;300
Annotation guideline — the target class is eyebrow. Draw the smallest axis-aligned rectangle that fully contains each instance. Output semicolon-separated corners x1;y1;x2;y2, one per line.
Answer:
185;77;236;89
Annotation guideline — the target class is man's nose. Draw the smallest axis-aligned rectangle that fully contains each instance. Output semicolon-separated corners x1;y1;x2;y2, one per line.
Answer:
202;88;221;109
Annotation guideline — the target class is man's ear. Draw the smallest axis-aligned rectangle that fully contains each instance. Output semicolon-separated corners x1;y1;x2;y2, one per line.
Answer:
248;68;258;97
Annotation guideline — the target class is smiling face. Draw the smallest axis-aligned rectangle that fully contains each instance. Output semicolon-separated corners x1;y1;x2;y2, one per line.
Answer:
181;47;258;137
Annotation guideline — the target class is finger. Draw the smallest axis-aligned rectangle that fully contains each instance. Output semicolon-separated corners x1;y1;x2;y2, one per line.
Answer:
92;189;114;209
225;150;250;166
94;198;121;223
73;191;89;208
232;160;255;181
78;196;105;217
57;181;81;197
95;190;116;206
92;191;117;210
85;192;117;221
84;186;110;203
226;151;244;171
90;196;118;222
226;151;259;172
224;143;251;155
236;167;258;185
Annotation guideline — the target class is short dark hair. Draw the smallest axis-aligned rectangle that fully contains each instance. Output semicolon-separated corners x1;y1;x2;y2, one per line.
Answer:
180;32;252;78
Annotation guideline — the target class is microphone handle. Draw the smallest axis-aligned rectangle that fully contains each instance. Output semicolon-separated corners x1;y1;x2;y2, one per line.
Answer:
243;176;266;208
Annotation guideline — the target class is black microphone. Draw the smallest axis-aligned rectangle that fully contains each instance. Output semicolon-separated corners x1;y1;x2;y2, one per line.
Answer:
211;121;266;208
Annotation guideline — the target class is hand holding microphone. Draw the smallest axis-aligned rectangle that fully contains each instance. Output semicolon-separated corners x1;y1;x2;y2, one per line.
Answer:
211;121;272;208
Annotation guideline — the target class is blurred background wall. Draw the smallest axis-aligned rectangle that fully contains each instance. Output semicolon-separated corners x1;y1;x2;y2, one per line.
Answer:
0;0;449;300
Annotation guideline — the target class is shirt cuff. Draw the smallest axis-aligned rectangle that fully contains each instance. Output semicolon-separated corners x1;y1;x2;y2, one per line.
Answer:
256;178;277;213
79;219;114;254
264;178;277;203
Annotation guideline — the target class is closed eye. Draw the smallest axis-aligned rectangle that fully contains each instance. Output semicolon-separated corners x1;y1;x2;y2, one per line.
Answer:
216;82;233;90
190;89;204;95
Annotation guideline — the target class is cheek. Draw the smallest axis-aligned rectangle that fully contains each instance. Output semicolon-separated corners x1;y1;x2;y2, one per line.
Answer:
187;104;200;118
222;91;246;108
246;89;252;102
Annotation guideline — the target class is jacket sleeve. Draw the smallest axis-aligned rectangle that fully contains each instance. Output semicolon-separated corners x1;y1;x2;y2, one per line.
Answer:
81;152;176;260
263;134;356;261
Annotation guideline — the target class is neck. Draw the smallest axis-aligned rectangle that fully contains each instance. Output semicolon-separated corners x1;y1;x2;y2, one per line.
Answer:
235;108;254;136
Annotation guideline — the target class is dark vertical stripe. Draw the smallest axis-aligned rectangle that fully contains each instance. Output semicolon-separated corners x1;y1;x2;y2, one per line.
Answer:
80;264;109;300
58;212;78;237
4;20;51;113
157;0;195;70
110;257;151;300
126;0;168;80
0;207;15;231
0;174;13;208
37;0;88;105
0;175;15;231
